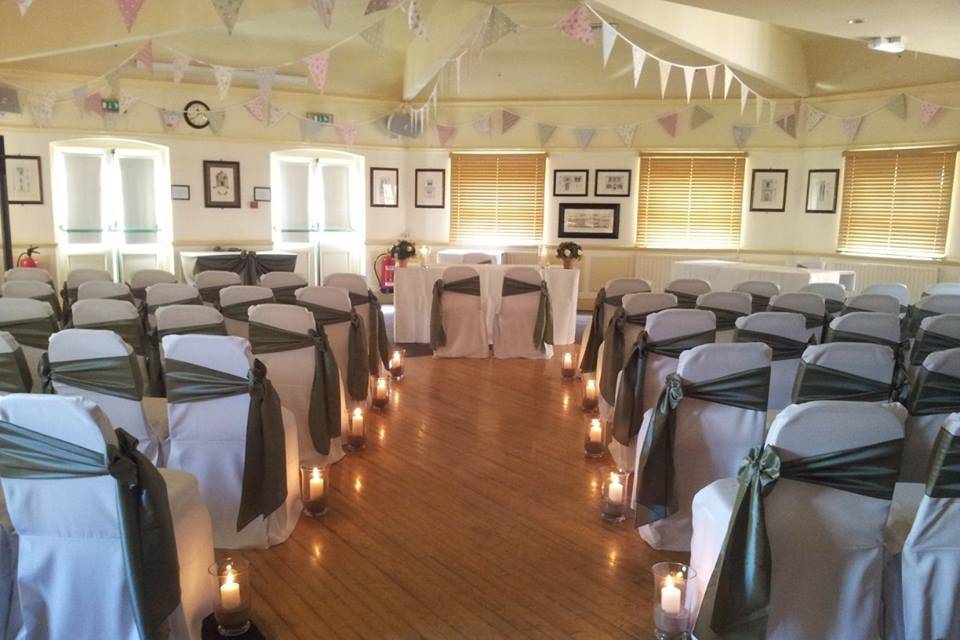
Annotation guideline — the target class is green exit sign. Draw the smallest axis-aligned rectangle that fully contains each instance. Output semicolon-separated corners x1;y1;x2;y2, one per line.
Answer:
101;99;120;113
306;112;334;124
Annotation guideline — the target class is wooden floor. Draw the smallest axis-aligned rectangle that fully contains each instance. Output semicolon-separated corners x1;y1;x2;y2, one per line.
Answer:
226;350;685;639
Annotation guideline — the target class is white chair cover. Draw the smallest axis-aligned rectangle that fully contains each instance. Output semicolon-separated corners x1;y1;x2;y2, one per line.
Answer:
249;303;348;465
735;311;808;411
156;304;225;335
0;280;55;301
910;313;960;371
696;291;751;342
924;282;960;296
633;342;770;551
829;311;901;345
195;270;242;307
66;269;113;291
0;298;56;393
461;252;496;264
128;269;177;290
493;266;553;360
733;280;780;312
910;294;960;338
145;283;201;330
900;348;960;482
77;281;132;301
433;266;488;358
665;278;711;298
260;272;307;303
864;283;910;307
219;285;273;339
845;293;901;315
0;394;215;640
768;292;827;343
800;281;846;301
294;286;360;397
3;267;52;284
324;273;384;375
163;334;301;549
577;277;652;370
798;342;896;396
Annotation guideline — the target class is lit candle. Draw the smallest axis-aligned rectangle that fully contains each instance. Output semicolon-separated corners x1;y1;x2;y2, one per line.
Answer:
389;350;405;380
351;407;364;436
589;418;603;443
608;472;624;504
582;377;598;410
308;467;324;500
373;377;389;408
561;352;575;379
661;574;682;616
220;568;242;612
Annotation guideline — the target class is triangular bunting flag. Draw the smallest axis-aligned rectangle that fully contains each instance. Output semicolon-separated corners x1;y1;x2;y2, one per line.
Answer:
616;123;637;147
84;92;103;115
682;66;696;102
601;21;617;66
244;96;267;122
211;0;244;34
574;128;595;149
360;19;386;56
17;0;33;16
407;0;426;38
558;5;594;46
885;93;907;120
133;41;153;73
705;65;717;99
723;66;734;99
690;105;713;130
116;0;146;31
300;118;321;141
436;124;456;146
0;86;21;115
335;123;359;145
172;54;191;83
806;105;826;132
775;113;797;138
656;113;678;137
208;110;226;135
732;125;752;148
213;66;233;100
73;86;88;112
311;0;335;28
658;60;671;98
755;95;764;123
304;52;331;92
501;110;521;134
537;123;557;146
118;92;137;114
841;116;863;142
365;0;402;14
256;67;276;102
159;107;181;131
631;46;646;88
472;115;492;136
269;105;288;127
27;93;55;126
919;101;941;128
740;84;750;115
480;7;517;49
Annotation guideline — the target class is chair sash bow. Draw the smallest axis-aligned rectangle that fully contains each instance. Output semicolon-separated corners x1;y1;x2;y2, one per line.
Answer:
926;427;960;498
430;276;482;350
501;277;554;352
598;308;658;405
296;301;370;401
193;250;297;285
580;288;627;373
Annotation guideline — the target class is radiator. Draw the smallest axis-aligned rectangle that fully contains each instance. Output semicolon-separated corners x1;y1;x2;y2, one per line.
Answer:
826;259;939;299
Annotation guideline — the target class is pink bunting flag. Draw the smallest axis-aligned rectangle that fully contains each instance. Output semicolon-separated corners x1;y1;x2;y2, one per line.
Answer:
256;67;276;102
436;124;456;146
732;125;752;148
335;124;359;145
133;41;153;73
244;96;267;122
841;116;863;142
17;0;33;16
657;112;678;137
172;54;191;83
304;52;331;92
213;66;233;100
501;110;520;134
159;107;181;131
84;92;103;114
116;0;146;31
559;6;594;46
311;0;335;28
919;101;941;128
211;0;245;34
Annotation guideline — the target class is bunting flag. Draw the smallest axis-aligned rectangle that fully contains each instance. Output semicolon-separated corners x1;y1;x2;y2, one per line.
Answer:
73;86;88;112
472;115;492;135
574;127;595;149
211;0;245;34
480;7;517;49
658;60;671;98
0;86;22;115
102;112;122;130
407;0;426;38
537;123;557;146
172;54;191;83
311;0;335;28
116;0;146;31
335;123;359;145
601;21;617;66
304;52;331;92
501;110;521;134
268;104;288;127
806;105;826;132
657;112;678;137
104;68;123;91
631;46;645;87
559;5;594;46
365;0;402;14
84;92;103;115
243;96;267;122
213;66;233;100
256;67;276;102
159;107;181;131
360;19;386;55
133;41;153;73
682;67;695;102
885;93;907;120
724;67;736;99
732;125;753;148
118;92;138;114
841;115;863;142
705;65;717;98
690;105;713;130
27;93;55;126
755;95;764;123
300;118;321;141
436;124;456;146
616;123;637;147
739;85;750;115
17;0;33;16
208;110;226;134
919;101;941;128
776;113;797;138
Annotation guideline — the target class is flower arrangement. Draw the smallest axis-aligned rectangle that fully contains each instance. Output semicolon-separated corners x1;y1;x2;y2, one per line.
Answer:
389;239;418;261
556;242;583;261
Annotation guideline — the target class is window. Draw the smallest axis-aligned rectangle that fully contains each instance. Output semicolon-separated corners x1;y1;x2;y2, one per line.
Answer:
450;153;546;244
838;147;958;259
273;155;358;243
636;153;746;249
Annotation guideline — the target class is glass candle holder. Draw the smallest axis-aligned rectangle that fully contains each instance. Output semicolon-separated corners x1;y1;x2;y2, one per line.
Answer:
561;352;576;380
581;376;599;412
584;417;606;458
600;469;629;523
300;463;329;517
209;558;252;637
651;562;696;640
345;407;366;451
388;348;405;381
371;376;390;410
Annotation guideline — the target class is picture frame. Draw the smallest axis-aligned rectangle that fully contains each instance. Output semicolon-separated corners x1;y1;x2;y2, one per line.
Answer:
415;169;445;208
171;184;191;201
4;155;43;205
805;169;840;213
749;169;788;212
594;169;632;197
253;187;271;202
558;203;620;239
370;167;399;207
202;160;241;208
553;170;589;197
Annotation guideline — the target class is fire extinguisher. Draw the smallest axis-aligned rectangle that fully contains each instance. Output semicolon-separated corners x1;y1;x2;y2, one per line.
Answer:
17;246;39;268
374;253;396;294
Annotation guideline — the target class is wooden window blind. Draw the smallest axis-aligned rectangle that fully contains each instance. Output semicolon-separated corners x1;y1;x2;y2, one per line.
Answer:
449;153;546;244
636;153;746;249
838;147;958;259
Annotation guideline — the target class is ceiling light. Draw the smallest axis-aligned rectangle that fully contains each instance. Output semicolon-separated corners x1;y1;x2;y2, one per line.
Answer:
847;18;865;24
868;36;906;53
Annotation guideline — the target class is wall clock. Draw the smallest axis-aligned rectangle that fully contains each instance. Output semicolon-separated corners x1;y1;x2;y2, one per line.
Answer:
184;100;211;129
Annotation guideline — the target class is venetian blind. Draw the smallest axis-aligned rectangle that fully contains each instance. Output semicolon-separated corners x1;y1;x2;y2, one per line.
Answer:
838;147;958;259
636;153;746;249
449;153;546;244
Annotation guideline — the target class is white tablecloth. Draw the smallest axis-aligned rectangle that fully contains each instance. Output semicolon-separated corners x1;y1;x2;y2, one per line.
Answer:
436;249;506;264
394;265;580;345
671;260;856;293
178;251;298;284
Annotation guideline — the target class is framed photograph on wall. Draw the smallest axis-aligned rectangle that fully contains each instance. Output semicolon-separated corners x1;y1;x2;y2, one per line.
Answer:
553;170;589;197
4;155;43;204
805;169;839;213
594;169;631;197
749;169;788;212
370;167;399;207
171;184;191;201
558;203;620;239
415;169;445;208
202;160;241;208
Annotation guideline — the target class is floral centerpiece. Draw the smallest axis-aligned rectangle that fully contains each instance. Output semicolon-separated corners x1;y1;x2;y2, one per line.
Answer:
389;239;418;267
556;241;583;269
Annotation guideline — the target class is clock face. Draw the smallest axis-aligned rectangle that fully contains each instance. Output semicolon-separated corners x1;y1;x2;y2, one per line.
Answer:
184;100;211;129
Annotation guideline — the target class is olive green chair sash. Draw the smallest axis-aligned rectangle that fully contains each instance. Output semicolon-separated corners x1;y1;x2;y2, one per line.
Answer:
611;330;716;445
926;427;960;498
825;327;905;353
296;301;370;401
78;318;147;356
665;289;699;310
501;277;554;352
905;305;940;337
767;305;825;330
248;322;344;455
694;438;901;640
430;276;482;350
146;296;203;315
198;285;229;305
824;298;845;315
270;284;302;305
193;251;297;286
580;288;627;374
0;315;59;350
156;322;228;340
348;289;391;371
910;328;960;366
791;361;894;404
0;348;33;393
148;322;228;397
40;352;144;401
0;422;181;640
697;305;747;332
732;328;811;361
218;296;275;323
599;307;657;405
748;295;771;315
906;367;960;417
634;366;770;527
129;285;147;302
59;284;77;325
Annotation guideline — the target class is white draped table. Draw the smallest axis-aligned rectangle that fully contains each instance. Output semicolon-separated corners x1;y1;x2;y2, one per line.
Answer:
671;259;856;293
394;265;580;345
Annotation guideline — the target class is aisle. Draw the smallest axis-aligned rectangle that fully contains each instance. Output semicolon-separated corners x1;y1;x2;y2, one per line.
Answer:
227;355;684;639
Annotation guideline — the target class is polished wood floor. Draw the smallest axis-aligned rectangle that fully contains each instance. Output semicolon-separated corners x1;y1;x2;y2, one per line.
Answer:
226;350;685;639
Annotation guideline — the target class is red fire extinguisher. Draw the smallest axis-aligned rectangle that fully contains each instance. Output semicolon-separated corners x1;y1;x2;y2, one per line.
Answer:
375;253;396;294
17;246;39;268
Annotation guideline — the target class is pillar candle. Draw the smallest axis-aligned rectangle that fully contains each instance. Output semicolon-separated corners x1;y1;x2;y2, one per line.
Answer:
309;467;324;500
661;575;682;616
220;570;242;611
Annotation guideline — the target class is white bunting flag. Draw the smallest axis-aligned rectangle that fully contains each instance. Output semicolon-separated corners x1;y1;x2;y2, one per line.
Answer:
919;101;941;128
631;46;646;88
27;93;55;126
723;66;734;99
658;60;671;98
335;123;359;145
740;84;750;115
172;54;191;84
704;65;717;99
311;0;335;28
574;128;595;149
118;92;137;114
806;105;826;132
159;108;181;131
17;0;33;16
268;104;288;127
537;123;556;146
243;96;267;122
360;19;386;56
256;67;276;102
616;123;637;147
755;95;763;123
211;0;245;34
601;21;617;67
841;116;863;142
732;125;752;148
208;110;226;135
304;52;331;92
213;66;233;100
73;86;88;112
683;66;696;103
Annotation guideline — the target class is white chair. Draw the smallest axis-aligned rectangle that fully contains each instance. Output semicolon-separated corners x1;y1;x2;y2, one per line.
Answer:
432;266;488;359
734;312;809;411
0;394;215;640
768;292;827;343
76;281;134;302
128;268;177;294
843;293;901;315
0;331;32;395
4;267;53;284
696;291;751;342
162;334;301;549
924;282;960;296
900;348;960;482
664;278;710;309
578;277;653;373
800;282;846;315
864;282;910;308
72;299;150;390
461;252;496;265
295;286;366;403
827;311;902;347
688;401;905;640
793;342;895;404
64;268;112;302
145;283;201;331
156;304;227;339
260;271;307;304
0;280;62;321
493;266;553;360
910;313;960;369
218;285;274;339
907;294;960;336
324;273;388;375
195;270;243;306
733;280;780;314
0;298;57;392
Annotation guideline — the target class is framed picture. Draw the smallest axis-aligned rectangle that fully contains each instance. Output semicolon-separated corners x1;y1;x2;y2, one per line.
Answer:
750;169;788;212
203;160;241;208
4;155;43;205
805;169;839;213
415;169;445;208
594;169;632;197
171;184;191;201
370;167;399;207
558;203;620;239
553;170;589;197
253;187;271;202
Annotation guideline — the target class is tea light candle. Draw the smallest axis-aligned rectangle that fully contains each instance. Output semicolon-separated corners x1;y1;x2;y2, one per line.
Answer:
582;378;598;411
220;568;242;612
661;575;682;616
589;419;603;443
372;377;389;409
608;473;624;504
389;350;405;380
584;418;605;458
309;466;324;500
561;352;575;379
351;407;364;436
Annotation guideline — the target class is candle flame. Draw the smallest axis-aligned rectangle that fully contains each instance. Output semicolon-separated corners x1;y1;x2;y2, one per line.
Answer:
353;407;363;418
664;574;674;589
224;570;236;586
310;466;321;481
392;350;402;360
377;378;387;388
586;379;596;391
